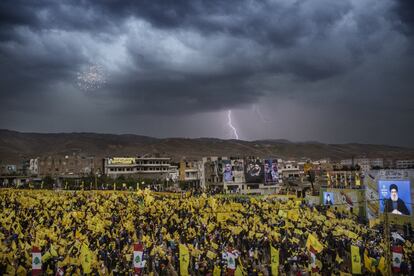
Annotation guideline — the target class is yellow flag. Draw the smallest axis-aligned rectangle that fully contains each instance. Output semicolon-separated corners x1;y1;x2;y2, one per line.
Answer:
369;218;380;228
378;257;386;276
290;237;300;245
350;245;361;274
11;241;17;251
287;210;299;221
346;230;359;240
270;245;279;276
335;253;343;264
213;265;221;276
42;251;51;262
217;213;231;223
339;272;352;276
207;251;217;260
235;265;245;276
179;244;190;276
80;243;93;274
306;233;323;253
17;265;27;275
278;210;287;218
363;250;376;273
294;229;303;235
326;211;336;219
50;245;58;257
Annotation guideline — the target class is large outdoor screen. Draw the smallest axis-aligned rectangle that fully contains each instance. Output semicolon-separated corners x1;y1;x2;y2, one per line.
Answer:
378;180;411;216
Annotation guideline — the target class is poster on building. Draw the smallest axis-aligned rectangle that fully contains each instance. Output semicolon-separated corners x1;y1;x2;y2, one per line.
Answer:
221;160;234;183
245;158;264;183
232;159;244;172
264;159;279;185
323;192;334;206
378;180;411;216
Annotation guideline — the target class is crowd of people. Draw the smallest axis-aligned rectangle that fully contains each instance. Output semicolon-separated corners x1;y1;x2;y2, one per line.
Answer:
0;188;413;275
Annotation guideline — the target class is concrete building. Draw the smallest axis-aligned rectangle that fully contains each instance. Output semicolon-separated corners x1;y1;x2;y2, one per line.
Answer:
369;158;384;168
354;158;370;172
104;156;175;180
280;161;302;179
340;157;384;171
396;160;414;169
202;156;221;185
38;153;97;177
340;159;353;167
383;159;394;169
179;160;203;188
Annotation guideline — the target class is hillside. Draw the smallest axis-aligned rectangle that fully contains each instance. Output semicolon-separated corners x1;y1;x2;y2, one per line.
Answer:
0;129;413;163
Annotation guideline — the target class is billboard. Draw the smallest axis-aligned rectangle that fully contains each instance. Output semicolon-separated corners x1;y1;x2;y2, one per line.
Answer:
378;180;411;216
245;158;264;183
221;160;234;183
6;165;17;173
321;188;365;216
264;159;279;185
365;170;414;221
323;192;334;206
109;157;135;165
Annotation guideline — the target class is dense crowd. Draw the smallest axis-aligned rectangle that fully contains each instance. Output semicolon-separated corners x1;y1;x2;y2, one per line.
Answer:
0;189;413;275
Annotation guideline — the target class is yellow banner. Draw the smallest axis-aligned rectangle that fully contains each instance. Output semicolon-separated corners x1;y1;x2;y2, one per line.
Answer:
179;244;190;276
110;157;135;164
80;243;93;274
351;245;361;274
270;245;279;276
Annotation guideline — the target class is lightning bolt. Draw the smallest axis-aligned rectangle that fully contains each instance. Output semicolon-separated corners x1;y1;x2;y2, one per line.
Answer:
253;104;270;123
227;110;239;139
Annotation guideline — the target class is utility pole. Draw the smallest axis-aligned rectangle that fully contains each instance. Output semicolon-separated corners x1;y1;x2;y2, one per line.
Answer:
383;199;392;276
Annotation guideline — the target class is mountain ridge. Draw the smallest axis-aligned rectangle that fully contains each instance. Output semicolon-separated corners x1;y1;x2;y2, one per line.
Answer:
0;129;413;163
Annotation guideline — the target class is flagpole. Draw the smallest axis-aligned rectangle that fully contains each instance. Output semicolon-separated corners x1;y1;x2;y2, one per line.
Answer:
383;198;392;276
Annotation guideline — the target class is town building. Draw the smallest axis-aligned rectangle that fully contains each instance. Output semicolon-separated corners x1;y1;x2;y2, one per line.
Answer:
395;160;414;169
179;160;203;188
104;156;177;181
37;153;98;177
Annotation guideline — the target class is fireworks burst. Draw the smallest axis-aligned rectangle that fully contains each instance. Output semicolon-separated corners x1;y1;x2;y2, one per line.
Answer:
76;64;107;91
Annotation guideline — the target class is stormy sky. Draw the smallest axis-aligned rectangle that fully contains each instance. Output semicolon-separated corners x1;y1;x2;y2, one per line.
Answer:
0;0;413;146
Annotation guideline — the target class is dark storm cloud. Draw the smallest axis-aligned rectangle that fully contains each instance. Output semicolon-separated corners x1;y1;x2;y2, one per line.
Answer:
395;0;414;35
0;0;413;145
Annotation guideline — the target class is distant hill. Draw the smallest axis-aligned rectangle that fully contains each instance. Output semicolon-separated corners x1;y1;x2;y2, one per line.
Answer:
0;129;413;163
